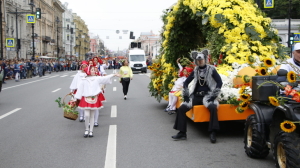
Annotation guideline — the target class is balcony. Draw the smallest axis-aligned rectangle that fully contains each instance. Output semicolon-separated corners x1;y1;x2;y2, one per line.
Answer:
42;36;51;42
51;39;56;43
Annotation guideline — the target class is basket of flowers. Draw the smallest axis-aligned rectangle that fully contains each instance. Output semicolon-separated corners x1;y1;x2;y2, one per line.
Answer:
55;93;79;120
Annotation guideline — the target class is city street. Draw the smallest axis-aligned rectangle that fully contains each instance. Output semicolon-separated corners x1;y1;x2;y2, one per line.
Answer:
0;69;275;168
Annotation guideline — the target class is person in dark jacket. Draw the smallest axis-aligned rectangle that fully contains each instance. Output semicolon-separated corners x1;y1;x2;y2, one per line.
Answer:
172;50;223;143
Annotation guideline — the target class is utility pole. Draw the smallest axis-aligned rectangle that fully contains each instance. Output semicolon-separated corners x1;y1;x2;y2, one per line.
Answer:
29;1;35;60
288;0;292;57
56;17;59;59
15;8;19;59
0;0;3;59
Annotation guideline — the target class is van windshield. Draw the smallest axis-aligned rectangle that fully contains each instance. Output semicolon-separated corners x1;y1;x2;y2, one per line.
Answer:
130;55;145;61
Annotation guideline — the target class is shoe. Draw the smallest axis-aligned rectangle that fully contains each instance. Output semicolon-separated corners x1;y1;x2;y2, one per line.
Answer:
210;131;216;143
172;132;187;140
79;117;84;122
83;130;89;138
94;123;99;127
88;131;93;137
124;95;127;100
164;105;170;112
168;110;176;115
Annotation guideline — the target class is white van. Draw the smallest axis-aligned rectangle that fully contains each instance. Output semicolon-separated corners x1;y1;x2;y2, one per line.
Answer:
128;49;147;73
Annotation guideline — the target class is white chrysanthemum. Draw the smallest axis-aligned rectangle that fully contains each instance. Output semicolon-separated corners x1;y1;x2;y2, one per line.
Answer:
232;62;240;69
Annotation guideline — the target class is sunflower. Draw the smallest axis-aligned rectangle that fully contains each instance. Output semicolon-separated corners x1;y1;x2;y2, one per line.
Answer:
148;66;154;71
280;121;297;133
235;106;244;114
257;67;268;76
239;101;250;110
263;58;274;67
247;55;255;64
242;75;251;83
240;94;251;101
287;71;296;83
239;85;246;94
155;64;161;68
269;96;280;106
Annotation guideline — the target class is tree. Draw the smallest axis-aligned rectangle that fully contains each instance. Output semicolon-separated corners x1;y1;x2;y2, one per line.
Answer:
261;0;300;19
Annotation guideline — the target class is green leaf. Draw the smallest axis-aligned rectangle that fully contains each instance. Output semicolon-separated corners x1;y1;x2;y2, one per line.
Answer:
214;14;226;24
196;12;204;17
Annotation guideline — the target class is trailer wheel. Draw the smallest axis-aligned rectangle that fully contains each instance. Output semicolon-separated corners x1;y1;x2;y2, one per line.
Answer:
244;114;269;158
273;131;300;168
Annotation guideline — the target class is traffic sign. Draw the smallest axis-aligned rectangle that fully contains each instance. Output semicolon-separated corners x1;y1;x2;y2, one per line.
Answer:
6;38;15;47
264;0;274;8
294;33;300;43
26;14;36;23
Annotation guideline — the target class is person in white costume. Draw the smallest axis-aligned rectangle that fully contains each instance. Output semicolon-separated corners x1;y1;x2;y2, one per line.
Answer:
69;60;88;122
280;43;300;72
165;58;193;114
75;65;120;138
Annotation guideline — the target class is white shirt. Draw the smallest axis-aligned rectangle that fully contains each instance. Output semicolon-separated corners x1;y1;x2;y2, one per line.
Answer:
171;76;186;91
70;70;87;92
75;74;114;99
280;58;299;72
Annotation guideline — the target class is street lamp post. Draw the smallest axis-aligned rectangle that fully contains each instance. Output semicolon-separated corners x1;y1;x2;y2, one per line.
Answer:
0;0;3;59
288;0;292;57
56;17;59;59
29;1;35;60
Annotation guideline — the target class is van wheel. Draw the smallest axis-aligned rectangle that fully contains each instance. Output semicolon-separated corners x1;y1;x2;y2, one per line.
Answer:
244;114;269;158
273;131;300;168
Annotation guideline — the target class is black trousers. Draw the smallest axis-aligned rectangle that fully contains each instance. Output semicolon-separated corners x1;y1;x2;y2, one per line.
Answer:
121;79;130;95
173;96;219;132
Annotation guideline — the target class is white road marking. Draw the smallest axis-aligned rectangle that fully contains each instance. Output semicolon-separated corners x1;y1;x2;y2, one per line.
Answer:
104;125;117;168
114;79;116;82
2;75;59;90
0;108;22;120
52;88;61;93
60;75;68;77
111;105;117;118
113;87;116;91
71;75;75;77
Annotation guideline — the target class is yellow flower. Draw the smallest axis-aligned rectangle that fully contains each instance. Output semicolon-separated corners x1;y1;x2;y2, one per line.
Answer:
242;75;251;83
263;58;274;67
239;85;246;94
235;106;244;114
240;94;251;101
280;121;296;133
247;55;255;64
257;67;268;76
269;96;280;106
239;101;249;110
168;83;173;89
287;71;296;83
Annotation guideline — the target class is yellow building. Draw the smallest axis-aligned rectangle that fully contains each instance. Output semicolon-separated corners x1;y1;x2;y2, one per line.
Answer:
73;13;90;60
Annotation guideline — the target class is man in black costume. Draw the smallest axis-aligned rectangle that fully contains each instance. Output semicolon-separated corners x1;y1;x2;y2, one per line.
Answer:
172;49;223;143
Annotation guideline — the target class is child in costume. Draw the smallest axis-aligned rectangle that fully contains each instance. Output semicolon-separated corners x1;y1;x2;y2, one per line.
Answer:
69;60;88;122
165;58;193;114
93;67;106;127
75;65;119;138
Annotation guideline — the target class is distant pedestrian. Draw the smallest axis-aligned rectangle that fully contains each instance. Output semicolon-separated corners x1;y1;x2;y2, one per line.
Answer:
119;60;133;100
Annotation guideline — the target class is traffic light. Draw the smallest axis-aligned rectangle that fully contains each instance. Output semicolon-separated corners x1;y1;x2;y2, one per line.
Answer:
290;33;294;45
130;31;135;39
70;28;74;34
36;8;41;19
131;42;137;48
137;42;141;48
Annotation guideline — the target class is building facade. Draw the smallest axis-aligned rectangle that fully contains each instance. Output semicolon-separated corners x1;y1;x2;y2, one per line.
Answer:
73;13;89;60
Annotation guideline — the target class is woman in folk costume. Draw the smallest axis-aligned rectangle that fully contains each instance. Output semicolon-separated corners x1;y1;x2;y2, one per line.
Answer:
93;67;106;127
75;65;119;138
69;60;88;122
172;49;223;143
93;57;107;76
165;58;193;115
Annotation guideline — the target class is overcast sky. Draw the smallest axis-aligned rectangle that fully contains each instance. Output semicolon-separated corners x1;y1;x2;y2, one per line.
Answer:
61;0;177;51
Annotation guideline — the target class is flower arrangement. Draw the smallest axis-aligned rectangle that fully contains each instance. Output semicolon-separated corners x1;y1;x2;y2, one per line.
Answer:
149;0;289;105
55;95;79;115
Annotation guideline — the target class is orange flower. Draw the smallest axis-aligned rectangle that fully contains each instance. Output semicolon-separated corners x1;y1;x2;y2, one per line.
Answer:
284;85;293;96
289;89;298;96
292;93;300;102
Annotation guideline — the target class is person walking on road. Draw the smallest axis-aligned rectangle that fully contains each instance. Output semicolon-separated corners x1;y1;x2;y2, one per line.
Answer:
119;60;133;100
70;60;88;122
74;65;120;138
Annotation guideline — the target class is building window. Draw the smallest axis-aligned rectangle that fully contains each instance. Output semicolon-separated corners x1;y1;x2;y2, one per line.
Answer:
67;34;70;41
67;24;69;29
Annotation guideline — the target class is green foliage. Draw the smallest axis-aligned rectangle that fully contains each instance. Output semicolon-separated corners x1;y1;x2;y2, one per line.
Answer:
55;97;78;114
262;0;300;19
245;23;261;41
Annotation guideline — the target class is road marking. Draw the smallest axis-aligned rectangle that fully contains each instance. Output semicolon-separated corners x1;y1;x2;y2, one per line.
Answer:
60;75;68;77
113;87;116;91
0;108;22;120
104;125;117;168
52;88;61;92
71;75;75;77
111;105;117;118
114;79;116;82
2;75;59;90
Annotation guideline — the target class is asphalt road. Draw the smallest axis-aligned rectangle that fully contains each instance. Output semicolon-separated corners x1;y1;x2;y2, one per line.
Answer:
0;69;275;168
